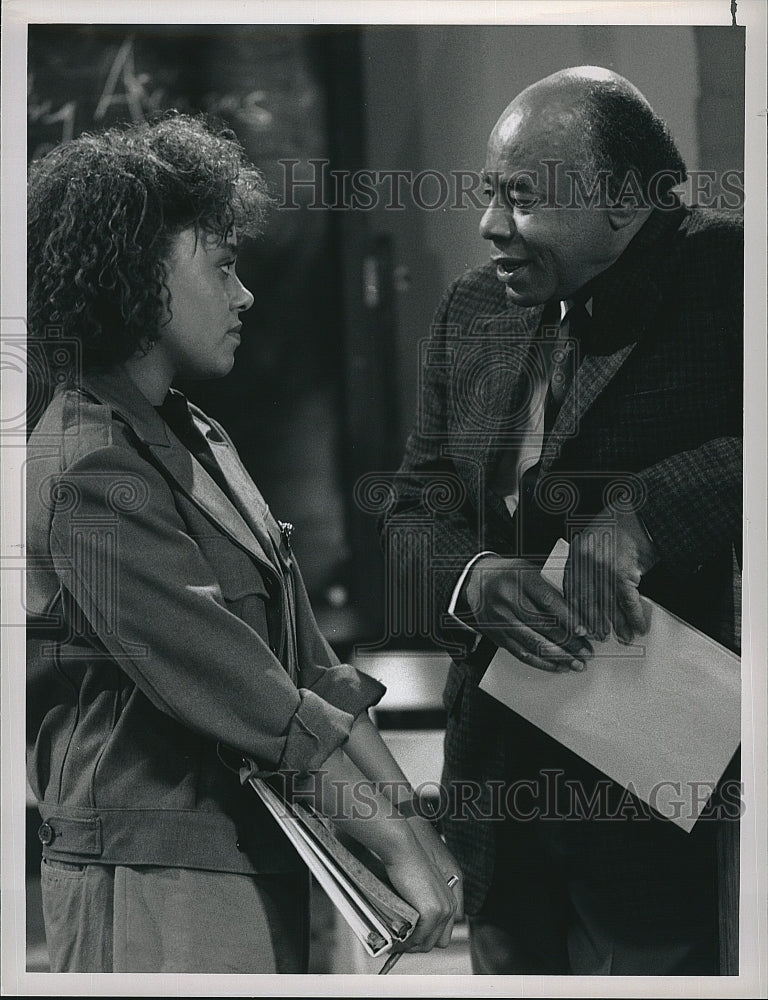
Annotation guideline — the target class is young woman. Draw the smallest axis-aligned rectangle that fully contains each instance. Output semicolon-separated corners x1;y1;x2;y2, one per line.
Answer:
26;113;461;974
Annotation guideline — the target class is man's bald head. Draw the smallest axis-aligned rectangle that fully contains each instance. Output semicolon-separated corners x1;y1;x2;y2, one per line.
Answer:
491;66;686;205
479;66;686;304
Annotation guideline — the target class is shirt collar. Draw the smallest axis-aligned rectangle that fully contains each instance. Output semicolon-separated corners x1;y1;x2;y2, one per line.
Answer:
560;297;593;321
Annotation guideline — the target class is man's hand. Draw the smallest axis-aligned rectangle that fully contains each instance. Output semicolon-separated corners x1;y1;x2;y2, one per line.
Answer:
461;555;593;672
563;509;660;644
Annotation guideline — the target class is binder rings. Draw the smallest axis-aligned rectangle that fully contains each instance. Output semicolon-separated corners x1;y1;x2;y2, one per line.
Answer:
246;773;420;958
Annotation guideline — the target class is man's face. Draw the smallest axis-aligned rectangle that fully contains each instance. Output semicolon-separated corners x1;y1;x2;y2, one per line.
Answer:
480;101;622;306
155;227;254;381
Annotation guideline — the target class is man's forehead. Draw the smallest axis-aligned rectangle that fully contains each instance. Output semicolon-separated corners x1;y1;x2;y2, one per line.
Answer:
486;100;584;174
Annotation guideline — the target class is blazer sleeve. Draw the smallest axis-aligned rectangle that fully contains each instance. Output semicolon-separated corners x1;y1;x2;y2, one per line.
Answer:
638;436;742;574
637;230;743;574
48;440;378;773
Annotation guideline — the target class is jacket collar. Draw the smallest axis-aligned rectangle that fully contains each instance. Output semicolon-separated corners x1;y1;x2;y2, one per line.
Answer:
78;367;175;447
78;368;278;570
571;199;689;354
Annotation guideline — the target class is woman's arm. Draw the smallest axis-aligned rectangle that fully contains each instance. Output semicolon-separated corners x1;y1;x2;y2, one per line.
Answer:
293;737;458;952
343;712;464;912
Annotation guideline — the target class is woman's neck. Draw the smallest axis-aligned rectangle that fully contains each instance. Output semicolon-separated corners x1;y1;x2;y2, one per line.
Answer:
123;350;174;405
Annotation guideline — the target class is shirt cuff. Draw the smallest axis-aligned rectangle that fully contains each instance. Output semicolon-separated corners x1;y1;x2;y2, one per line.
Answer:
446;551;497;636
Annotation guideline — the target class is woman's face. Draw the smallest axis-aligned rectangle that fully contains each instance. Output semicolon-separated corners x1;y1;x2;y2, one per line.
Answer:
153;227;254;381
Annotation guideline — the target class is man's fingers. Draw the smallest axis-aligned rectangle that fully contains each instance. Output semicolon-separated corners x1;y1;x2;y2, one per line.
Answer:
617;582;649;637
613;604;632;644
486;623;589;672
567;532;617;641
525;577;592;654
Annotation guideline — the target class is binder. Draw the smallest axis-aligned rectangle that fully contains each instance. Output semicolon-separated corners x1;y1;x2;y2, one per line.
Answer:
246;773;420;958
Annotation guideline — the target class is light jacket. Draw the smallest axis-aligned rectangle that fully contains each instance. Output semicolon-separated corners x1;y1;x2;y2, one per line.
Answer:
26;368;384;872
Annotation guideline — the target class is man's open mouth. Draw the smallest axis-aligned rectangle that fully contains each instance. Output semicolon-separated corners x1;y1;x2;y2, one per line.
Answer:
494;257;528;277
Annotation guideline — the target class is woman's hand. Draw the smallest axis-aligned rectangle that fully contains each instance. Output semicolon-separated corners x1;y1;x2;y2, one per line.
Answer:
291;743;459;952
378;826;459;952
405;814;464;932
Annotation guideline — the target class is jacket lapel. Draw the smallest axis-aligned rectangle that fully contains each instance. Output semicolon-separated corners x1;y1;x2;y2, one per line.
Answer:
148;433;278;569
539;342;636;475
80;370;277;570
449;304;545;474
191;414;286;561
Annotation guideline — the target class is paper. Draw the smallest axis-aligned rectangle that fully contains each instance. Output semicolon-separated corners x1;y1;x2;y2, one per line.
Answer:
479;539;741;831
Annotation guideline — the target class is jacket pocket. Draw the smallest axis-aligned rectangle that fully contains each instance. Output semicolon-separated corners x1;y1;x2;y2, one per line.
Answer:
208;539;276;650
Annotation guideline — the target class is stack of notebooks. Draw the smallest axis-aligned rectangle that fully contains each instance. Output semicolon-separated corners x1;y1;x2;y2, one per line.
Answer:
246;773;419;958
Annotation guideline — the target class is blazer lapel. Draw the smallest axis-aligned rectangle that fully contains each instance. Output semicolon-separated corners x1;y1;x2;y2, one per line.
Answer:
450;304;545;475
192;416;286;561
539;342;637;475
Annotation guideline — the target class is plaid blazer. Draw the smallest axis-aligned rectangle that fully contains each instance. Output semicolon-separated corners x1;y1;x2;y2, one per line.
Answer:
382;202;743;913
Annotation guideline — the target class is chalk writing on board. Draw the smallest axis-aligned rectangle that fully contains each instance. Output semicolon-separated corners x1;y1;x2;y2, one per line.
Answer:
94;37;165;123
202;90;274;130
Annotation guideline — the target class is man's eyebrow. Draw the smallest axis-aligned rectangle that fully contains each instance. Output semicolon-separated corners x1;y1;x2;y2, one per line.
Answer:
506;173;537;191
217;240;239;254
482;171;538;192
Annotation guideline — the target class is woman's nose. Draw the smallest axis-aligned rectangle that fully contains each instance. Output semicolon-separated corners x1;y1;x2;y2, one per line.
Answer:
234;275;255;312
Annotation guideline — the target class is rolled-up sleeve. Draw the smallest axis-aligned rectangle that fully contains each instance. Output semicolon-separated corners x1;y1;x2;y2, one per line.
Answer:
280;685;372;772
304;663;385;721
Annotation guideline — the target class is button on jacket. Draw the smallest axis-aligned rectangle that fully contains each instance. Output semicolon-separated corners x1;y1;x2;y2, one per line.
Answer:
27;368;385;873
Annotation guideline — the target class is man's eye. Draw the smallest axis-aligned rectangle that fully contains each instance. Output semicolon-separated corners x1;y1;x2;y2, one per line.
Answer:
507;194;537;210
219;261;236;276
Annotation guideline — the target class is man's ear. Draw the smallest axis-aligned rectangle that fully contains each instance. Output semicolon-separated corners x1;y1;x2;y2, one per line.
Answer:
606;204;653;232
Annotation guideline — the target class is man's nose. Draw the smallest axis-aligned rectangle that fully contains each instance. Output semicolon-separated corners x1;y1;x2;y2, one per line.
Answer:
479;202;513;242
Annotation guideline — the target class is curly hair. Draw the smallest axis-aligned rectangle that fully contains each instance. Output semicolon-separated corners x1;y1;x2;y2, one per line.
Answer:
27;111;272;375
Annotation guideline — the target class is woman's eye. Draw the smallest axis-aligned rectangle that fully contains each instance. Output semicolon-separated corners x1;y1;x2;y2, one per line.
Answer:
219;261;236;277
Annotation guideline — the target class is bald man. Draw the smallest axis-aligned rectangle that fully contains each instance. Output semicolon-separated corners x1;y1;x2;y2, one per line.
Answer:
381;67;742;975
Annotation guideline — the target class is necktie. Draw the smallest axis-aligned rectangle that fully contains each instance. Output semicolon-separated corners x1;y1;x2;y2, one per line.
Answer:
543;298;589;434
517;300;590;520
